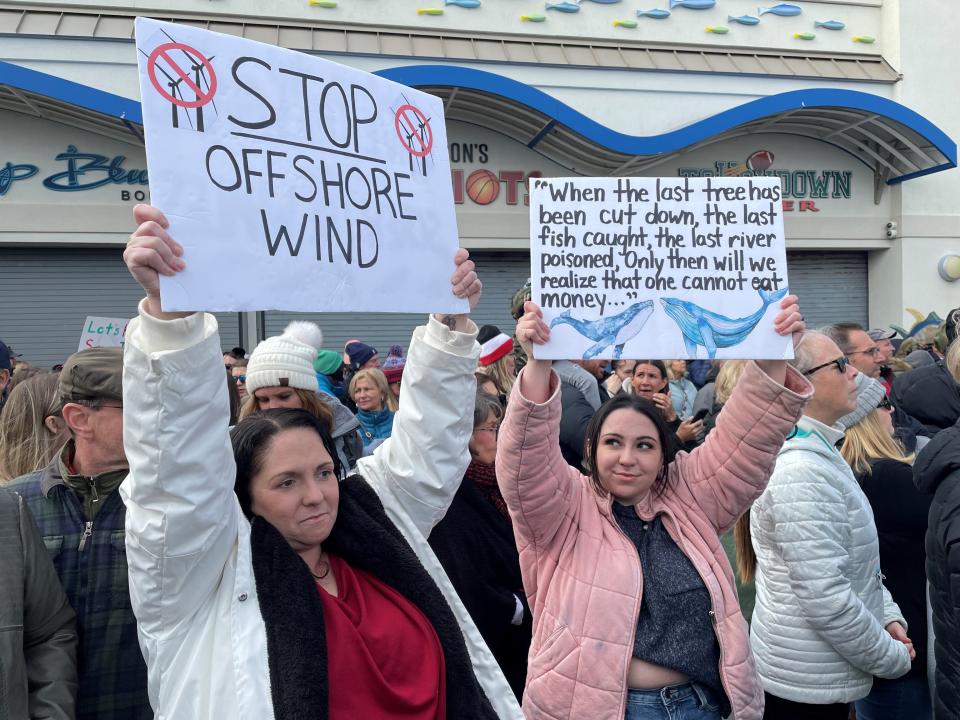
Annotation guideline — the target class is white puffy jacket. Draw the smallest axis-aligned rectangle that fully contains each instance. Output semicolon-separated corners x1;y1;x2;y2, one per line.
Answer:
119;302;523;720
749;415;912;704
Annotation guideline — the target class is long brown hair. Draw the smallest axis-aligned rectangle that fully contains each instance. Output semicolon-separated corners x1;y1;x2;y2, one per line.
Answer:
733;511;756;583
582;394;675;497
239;387;334;433
0;373;67;484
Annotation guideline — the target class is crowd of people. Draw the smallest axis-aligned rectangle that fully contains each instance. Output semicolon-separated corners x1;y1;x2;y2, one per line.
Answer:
2;205;960;719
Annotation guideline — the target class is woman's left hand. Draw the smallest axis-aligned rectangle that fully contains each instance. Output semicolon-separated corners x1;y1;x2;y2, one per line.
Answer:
772;294;806;347
755;295;806;384
432;248;482;332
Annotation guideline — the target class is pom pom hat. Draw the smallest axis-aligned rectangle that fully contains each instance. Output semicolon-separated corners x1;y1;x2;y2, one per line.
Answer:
479;334;513;367
382;345;406;384
245;321;324;396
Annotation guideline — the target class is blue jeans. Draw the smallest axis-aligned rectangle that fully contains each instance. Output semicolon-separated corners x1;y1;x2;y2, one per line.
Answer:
854;674;932;720
624;682;722;720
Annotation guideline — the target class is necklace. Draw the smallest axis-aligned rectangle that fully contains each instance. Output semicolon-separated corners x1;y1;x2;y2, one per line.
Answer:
311;556;331;581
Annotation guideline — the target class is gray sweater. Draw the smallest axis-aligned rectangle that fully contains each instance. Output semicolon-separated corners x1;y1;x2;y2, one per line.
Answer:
612;503;728;713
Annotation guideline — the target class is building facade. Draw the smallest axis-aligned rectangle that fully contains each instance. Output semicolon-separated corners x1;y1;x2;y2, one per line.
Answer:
1;0;957;364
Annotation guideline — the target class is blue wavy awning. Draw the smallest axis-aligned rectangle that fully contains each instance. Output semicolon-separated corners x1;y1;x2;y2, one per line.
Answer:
377;65;955;185
2;60;954;184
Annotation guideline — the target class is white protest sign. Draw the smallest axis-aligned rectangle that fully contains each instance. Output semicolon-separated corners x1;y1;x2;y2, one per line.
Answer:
530;176;791;360
79;316;129;351
135;17;466;314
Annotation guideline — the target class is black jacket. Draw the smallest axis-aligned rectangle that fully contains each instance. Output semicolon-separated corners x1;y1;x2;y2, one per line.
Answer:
914;420;960;718
857;459;931;677
559;379;609;471
429;479;532;699
251;475;499;720
894;361;960;434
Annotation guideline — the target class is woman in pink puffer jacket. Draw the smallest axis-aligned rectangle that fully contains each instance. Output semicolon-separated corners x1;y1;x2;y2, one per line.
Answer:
496;299;811;720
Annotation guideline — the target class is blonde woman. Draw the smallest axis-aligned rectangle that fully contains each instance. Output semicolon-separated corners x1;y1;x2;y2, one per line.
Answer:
349;368;397;450
666;360;697;420
840;375;931;720
0;373;68;484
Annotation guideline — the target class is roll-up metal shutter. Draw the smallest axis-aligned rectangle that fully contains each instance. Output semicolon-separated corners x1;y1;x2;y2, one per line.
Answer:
785;250;868;328
0;248;241;368
263;251;531;351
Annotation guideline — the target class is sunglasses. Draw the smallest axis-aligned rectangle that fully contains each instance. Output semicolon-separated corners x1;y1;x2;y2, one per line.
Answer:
802;356;849;377
234;375;246;384
877;396;892;411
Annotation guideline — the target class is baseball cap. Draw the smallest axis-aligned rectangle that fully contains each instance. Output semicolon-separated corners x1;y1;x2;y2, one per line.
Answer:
58;347;123;403
867;328;897;341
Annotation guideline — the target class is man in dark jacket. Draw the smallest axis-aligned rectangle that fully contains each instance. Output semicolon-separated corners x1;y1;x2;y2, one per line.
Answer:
894;356;960;434
0;489;77;719
554;359;609;470
8;347;151;720
915;417;960;718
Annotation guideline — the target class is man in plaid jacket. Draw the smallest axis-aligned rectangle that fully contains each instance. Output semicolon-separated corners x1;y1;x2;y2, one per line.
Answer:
9;347;150;720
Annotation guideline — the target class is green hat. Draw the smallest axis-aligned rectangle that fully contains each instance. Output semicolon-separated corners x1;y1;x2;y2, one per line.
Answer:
58;347;123;403
313;350;343;376
511;280;532;320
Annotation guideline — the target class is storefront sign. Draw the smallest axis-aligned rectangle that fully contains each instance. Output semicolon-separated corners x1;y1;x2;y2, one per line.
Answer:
0;146;148;199
530;176;790;361
79;316;129;351
446;130;872;217
136;17;464;314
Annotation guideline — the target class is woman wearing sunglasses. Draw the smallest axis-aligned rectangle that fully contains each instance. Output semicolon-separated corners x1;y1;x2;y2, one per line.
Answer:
840;376;931;720
741;336;913;719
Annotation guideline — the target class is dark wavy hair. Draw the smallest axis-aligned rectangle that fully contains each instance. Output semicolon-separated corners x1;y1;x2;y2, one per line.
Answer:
633;360;668;387
583;394;675;499
230;408;342;520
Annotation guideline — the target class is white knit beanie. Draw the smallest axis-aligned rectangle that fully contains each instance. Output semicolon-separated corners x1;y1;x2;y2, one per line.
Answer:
245;321;324;396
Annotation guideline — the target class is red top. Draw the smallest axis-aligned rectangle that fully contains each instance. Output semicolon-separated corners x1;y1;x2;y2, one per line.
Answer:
318;554;447;720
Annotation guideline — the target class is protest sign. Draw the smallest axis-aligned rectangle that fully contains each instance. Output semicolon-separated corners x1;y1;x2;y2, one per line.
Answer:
530;176;791;360
135;17;466;314
79;316;129;351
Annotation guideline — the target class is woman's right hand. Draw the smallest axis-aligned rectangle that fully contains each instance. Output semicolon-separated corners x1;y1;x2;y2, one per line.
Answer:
516;301;550;359
125;205;191;320
515;301;552;403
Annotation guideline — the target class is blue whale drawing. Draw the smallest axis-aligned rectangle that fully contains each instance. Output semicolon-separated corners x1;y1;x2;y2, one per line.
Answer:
660;287;788;359
550;300;654;359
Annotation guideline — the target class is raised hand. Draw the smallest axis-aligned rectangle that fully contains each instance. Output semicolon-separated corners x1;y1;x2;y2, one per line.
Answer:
514;301;553;403
756;294;807;384
125;205;190;320
433;248;481;332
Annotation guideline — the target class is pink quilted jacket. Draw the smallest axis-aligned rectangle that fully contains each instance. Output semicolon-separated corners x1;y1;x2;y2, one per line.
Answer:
496;361;811;720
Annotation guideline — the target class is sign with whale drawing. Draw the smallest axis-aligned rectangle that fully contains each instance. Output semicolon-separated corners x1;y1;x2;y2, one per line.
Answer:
529;176;791;361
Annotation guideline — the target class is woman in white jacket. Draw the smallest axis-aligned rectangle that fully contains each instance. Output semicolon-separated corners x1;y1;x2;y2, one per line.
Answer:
736;333;913;719
119;205;522;720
